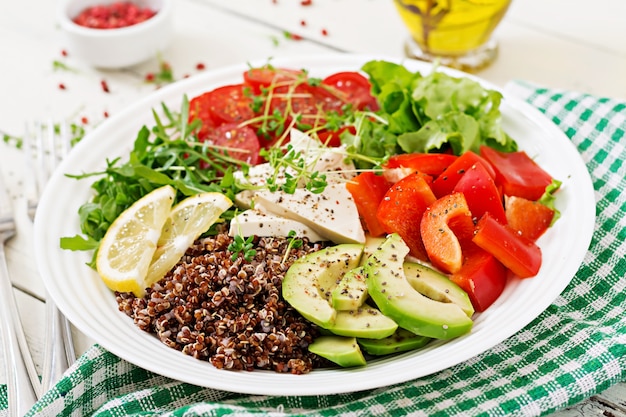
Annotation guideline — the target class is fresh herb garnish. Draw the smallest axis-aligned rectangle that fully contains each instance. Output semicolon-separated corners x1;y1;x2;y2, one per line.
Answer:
255;144;329;194
53;60;78;72
1;131;22;148
144;56;175;86
60;96;247;266
228;234;257;262
281;230;304;264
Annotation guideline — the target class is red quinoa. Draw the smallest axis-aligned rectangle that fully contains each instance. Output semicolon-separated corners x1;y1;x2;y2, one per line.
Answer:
116;230;331;374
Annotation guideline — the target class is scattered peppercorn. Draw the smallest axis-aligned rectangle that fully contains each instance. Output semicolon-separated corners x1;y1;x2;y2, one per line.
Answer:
301;0;313;5
58;83;66;90
196;62;206;70
101;79;110;93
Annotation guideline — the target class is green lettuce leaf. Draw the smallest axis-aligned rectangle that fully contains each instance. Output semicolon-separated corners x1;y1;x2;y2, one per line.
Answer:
354;59;518;162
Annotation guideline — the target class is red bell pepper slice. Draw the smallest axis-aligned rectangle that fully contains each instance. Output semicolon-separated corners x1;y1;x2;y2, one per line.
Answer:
383;153;458;177
479;145;554;201
505;196;555;241
453;162;506;224
472;212;542;278
430;151;496;199
376;173;437;260
382;168;433;186
420;192;475;274
450;242;508;312
346;172;391;237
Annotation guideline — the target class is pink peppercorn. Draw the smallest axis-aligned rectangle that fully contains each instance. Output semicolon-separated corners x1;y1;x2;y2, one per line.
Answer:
73;2;156;29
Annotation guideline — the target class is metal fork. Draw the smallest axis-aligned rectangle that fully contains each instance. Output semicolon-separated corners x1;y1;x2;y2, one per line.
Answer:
23;120;77;395
0;170;39;416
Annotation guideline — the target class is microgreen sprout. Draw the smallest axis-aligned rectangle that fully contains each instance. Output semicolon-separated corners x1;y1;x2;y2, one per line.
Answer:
53;60;79;73
228;234;257;262
281;230;304;264
1;130;22;148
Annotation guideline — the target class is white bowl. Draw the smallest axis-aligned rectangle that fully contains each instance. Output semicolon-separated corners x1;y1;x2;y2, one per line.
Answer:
58;0;173;69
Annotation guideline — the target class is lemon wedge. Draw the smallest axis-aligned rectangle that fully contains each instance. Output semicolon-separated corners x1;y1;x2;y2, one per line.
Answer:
144;192;233;287
96;185;176;297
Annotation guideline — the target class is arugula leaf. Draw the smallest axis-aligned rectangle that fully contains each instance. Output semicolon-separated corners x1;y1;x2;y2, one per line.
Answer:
60;96;242;266
59;235;99;251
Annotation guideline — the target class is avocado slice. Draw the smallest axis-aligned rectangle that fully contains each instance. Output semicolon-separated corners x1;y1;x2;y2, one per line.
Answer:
364;233;473;340
404;262;475;317
308;335;366;367
358;328;431;356
282;244;364;328
331;266;368;311
329;306;398;339
363;235;386;260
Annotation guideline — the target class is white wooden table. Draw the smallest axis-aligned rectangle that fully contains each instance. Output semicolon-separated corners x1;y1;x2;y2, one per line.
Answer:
0;0;624;415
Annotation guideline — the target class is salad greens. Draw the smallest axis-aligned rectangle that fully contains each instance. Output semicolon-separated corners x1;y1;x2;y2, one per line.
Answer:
343;60;517;168
60;59;520;265
60;98;241;265
538;179;563;225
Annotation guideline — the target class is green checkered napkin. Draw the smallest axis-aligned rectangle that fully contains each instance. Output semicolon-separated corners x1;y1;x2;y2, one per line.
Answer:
2;81;625;417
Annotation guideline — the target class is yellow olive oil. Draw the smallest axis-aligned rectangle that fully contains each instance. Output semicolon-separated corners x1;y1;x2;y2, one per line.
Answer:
394;0;512;56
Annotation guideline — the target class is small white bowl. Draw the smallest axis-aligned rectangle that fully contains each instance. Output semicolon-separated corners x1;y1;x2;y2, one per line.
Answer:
58;0;173;69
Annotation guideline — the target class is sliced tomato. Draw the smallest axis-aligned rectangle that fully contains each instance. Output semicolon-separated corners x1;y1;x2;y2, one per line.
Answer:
251;83;322;148
420;192;475;274
376;173;437;260
479;145;553;201
204;123;261;165
453;162;506;224
317;125;356;147
450;241;508;312
245;69;358;145
205;84;255;125
383;153;458;177
188;92;218;141
243;67;304;95
322;71;378;111
268;83;326;127
505;196;555;241
431;151;496;199
346;172;391;237
309;83;349;115
472;212;542;278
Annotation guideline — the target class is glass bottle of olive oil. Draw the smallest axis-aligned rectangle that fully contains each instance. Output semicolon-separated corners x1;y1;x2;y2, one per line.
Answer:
394;0;512;70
